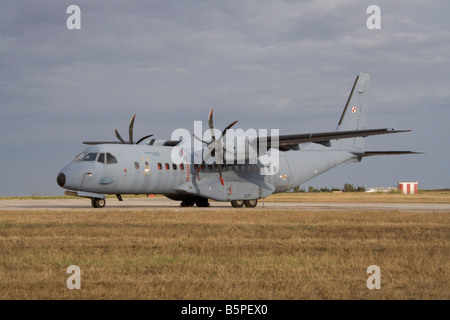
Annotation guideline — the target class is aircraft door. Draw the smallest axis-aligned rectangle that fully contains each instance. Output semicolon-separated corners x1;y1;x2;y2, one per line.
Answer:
274;155;291;193
100;152;120;192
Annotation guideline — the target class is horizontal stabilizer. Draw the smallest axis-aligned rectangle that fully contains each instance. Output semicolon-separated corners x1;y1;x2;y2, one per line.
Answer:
83;141;124;145
354;151;423;157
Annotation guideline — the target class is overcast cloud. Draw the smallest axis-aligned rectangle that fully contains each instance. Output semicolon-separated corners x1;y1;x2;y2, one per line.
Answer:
1;0;449;196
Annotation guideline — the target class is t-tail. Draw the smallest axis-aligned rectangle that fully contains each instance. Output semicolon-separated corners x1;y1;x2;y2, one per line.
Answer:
334;71;371;150
331;71;421;158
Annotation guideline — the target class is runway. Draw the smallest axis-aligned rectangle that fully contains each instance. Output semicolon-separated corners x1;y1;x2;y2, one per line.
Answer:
1;198;449;211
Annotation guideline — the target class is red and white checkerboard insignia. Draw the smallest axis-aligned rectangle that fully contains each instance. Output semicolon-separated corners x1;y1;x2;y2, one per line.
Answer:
351;106;357;113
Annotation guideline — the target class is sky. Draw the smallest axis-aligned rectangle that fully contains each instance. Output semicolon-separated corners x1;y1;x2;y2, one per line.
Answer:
1;0;449;196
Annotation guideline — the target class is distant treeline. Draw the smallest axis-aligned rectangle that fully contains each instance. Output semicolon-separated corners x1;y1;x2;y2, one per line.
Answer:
292;183;366;193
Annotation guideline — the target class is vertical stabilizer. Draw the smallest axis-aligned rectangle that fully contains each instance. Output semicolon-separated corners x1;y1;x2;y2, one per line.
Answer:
335;72;370;149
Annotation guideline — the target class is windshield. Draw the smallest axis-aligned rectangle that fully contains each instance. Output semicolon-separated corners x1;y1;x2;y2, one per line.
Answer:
82;153;98;161
72;152;86;162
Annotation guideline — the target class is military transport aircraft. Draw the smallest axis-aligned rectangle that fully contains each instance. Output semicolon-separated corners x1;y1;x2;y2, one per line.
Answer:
56;72;419;208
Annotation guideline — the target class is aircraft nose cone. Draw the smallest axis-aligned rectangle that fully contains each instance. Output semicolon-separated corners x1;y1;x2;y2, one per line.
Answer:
57;173;66;187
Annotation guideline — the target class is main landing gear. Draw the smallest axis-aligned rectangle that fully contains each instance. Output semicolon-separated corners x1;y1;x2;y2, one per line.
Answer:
179;198;258;208
179;197;210;207
91;198;106;208
231;199;258;208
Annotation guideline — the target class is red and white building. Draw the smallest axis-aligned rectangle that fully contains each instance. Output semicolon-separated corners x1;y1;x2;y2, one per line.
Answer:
398;182;418;195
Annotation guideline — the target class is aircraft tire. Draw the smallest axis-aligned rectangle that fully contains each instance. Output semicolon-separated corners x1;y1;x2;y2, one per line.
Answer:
92;198;106;208
180;199;195;207
195;197;210;207
244;199;258;208
231;200;244;208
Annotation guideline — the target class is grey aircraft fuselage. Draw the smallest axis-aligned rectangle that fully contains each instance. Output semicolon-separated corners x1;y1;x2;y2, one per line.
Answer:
58;143;353;201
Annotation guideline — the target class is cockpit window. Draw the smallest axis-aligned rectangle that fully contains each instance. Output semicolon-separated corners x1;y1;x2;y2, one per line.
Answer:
72;152;86;162
82;153;98;161
97;153;105;164
106;153;118;164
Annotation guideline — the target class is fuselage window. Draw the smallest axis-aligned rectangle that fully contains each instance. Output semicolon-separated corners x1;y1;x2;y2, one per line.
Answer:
135;162;140;169
172;163;177;170
106;153;118;164
158;163;162;170
165;163;170;170
97;153;105;164
180;164;185;170
82;153;98;162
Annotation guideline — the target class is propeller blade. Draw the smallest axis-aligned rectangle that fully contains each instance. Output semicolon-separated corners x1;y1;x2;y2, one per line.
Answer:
193;134;210;144
136;134;154;145
219;120;238;141
201;109;235;186
203;151;212;163
208;109;215;140
218;164;224;186
115;129;126;144
129;114;136;144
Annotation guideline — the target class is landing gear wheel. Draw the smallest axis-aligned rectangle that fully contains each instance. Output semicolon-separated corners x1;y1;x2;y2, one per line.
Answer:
195;197;210;207
244;199;258;208
91;198;106;208
179;199;195;207
231;200;244;208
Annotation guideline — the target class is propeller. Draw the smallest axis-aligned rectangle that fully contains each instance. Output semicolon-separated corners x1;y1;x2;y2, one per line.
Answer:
194;109;238;185
115;114;153;144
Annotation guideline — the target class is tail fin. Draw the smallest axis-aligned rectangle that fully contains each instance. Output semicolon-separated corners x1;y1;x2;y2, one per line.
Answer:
334;72;371;150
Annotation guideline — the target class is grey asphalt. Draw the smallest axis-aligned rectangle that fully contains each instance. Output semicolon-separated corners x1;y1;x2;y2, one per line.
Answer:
1;198;449;212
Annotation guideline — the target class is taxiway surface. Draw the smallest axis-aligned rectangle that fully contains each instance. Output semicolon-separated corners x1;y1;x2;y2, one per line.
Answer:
1;198;449;211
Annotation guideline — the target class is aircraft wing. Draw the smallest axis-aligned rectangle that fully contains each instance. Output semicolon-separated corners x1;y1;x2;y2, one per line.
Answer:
259;128;411;150
83;139;182;146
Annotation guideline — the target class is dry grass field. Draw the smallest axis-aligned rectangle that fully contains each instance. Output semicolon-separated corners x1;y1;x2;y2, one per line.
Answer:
265;190;450;203
0;201;449;299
